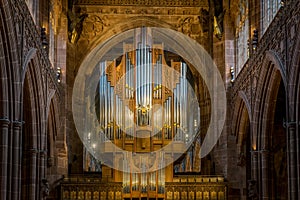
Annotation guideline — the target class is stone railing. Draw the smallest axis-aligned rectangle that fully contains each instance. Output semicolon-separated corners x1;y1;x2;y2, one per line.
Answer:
60;175;122;200
165;175;227;200
60;175;226;200
75;0;207;7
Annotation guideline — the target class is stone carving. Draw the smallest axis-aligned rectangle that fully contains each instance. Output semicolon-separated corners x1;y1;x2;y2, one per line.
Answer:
177;17;193;35
41;178;50;197
198;8;209;32
213;10;225;40
68;8;88;44
81;15;109;41
11;0;60;95
231;2;300;104
237;152;246;166
176;17;203;39
75;0;206;7
168;9;175;15
247;180;257;199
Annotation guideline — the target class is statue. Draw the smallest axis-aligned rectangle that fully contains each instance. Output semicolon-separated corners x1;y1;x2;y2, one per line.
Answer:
68;7;87;44
41;178;50;198
212;0;226;40
198;8;209;32
248;180;258;199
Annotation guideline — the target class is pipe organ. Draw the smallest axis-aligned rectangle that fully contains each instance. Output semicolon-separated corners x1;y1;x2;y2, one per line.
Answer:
85;27;201;199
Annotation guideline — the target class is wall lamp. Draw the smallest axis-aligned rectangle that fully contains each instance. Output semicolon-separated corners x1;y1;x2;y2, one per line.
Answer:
230;66;235;83
252;29;258;51
41;27;48;49
56;67;61;83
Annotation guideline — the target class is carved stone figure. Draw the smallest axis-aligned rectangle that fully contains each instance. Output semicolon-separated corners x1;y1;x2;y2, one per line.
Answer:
198;8;209;32
41;178;50;198
68;8;88;44
248;180;258;199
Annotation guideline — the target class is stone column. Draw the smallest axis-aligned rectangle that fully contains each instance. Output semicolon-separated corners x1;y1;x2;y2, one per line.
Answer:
251;150;258;183
11;121;22;200
39;150;47;199
260;150;269;200
0;118;10;200
297;122;300;200
287;123;297;200
250;150;258;199
28;149;38;200
7;121;13;200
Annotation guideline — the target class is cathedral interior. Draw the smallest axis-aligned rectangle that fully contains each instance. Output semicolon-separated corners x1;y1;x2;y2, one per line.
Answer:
0;0;300;199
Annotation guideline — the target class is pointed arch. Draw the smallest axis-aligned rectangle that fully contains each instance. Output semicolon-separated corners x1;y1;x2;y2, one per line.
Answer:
46;94;60;170
289;20;300;122
0;2;23;199
21;48;37;83
0;0;20;118
253;52;284;151
21;55;47;200
251;51;286;199
231;91;251;153
288;19;300;197
265;50;286;87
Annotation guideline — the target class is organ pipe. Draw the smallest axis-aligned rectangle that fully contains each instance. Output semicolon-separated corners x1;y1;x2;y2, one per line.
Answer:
94;27;201;194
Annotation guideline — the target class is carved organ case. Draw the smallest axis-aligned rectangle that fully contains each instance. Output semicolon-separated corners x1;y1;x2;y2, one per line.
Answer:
86;27;201;198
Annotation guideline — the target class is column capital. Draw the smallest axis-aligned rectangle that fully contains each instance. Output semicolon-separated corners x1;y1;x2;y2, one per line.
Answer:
0;118;10;126
250;150;259;155
25;148;39;155
12;120;24;127
260;149;269;152
284;121;298;129
39;149;48;156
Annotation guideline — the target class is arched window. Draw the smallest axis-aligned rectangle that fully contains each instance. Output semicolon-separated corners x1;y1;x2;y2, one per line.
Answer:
236;0;249;74
25;0;38;23
261;0;282;34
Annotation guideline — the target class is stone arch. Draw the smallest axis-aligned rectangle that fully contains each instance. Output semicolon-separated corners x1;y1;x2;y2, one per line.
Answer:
21;56;47;200
45;92;65;200
254;54;284;151
0;1;19;119
252;51;286;199
265;50;286;87
46;96;59;163
0;2;23;199
232;91;251;154
0;31;9;118
289;20;300;122
75;26;226;161
21;48;37;83
230;91;252;199
288;20;300;197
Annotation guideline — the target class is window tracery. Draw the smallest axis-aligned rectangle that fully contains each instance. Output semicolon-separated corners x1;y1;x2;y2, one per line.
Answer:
261;0;282;34
235;0;249;74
